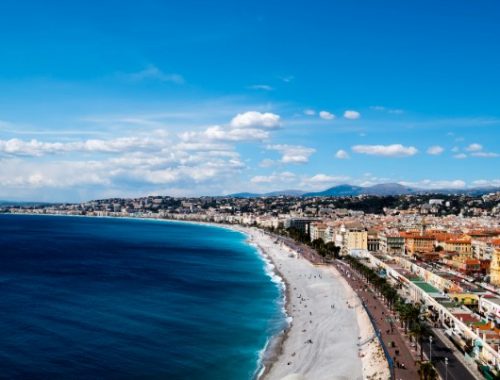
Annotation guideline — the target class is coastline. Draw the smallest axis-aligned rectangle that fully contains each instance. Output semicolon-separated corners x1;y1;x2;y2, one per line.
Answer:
3;213;389;379
237;226;390;380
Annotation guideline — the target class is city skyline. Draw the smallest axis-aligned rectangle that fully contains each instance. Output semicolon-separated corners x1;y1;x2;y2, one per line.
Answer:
0;1;499;201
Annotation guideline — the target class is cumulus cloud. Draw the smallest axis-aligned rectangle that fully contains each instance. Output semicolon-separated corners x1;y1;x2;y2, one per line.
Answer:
319;111;335;120
465;143;483;152
202;126;269;142
335;149;350;159
306;174;350;184
230;111;281;129
0;136;169;157
352;144;418;157
0;109;289;200
426;145;444;155
304;109;316;116
453;153;467;159
343;110;361;120
267;144;316;164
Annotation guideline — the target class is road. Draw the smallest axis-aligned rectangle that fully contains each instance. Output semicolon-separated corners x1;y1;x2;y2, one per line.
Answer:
420;330;480;380
268;232;483;380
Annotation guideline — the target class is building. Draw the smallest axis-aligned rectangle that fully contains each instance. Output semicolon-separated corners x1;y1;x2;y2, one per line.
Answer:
403;232;435;255
491;240;500;286
336;223;368;256
387;235;405;255
367;230;380;252
310;222;328;242
284;217;318;234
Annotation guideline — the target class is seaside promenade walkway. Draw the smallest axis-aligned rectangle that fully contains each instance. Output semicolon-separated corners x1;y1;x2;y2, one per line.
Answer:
336;261;420;380
267;231;482;380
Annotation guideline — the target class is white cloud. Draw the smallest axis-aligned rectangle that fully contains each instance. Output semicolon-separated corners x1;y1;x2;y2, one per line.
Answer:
369;106;403;115
400;179;467;189
465;143;483;152
248;84;273;91
304;109;316;116
426;145;444;155
121;65;184;84
0;136;169;157
343;110;361;120
267;144;316;164
319;111;335;120
471;179;500;187
202;125;269;142
388;109;404;115
230;111;281;129
280;76;294;83
306;174;349;184
259;158;276;168
250;171;296;184
335;149;350;159
352;144;418;157
453;153;467;159
471;152;499;158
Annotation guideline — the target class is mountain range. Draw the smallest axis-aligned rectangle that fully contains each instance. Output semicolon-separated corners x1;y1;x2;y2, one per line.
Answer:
227;183;500;198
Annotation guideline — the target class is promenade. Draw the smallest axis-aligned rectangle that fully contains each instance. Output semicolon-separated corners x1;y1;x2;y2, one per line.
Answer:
335;261;420;380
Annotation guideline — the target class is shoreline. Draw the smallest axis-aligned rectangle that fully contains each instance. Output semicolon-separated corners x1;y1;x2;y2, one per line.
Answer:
239;226;390;380
3;213;389;379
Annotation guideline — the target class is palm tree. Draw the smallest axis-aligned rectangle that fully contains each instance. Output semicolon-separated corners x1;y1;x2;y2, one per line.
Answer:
410;320;431;361
396;302;411;333
418;361;438;380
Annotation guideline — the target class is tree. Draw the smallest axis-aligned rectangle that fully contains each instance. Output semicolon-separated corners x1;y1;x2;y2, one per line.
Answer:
418;361;438;380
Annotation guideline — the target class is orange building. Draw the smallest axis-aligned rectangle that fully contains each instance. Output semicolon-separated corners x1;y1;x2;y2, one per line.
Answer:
401;231;435;255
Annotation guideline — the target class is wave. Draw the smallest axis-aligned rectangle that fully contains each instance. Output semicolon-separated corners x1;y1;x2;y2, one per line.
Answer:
243;236;291;380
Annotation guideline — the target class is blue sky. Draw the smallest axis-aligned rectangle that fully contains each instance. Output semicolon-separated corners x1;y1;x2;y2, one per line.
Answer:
0;1;499;201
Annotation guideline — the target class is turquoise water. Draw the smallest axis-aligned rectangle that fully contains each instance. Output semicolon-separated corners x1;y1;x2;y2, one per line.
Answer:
0;214;285;379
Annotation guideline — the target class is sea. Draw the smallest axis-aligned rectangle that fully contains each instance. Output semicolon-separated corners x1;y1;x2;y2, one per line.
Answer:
0;214;286;379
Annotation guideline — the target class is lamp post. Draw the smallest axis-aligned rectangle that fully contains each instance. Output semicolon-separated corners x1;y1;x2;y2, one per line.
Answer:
429;336;433;362
444;357;448;380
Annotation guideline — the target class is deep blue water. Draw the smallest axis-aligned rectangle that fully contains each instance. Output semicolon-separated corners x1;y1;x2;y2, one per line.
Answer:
0;214;284;379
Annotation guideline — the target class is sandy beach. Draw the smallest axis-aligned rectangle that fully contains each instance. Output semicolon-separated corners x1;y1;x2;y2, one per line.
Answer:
236;226;389;380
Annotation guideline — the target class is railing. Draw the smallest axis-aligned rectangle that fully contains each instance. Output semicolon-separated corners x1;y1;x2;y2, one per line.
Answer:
361;302;396;380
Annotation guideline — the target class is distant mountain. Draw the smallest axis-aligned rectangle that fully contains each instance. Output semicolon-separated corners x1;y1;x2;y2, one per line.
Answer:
303;184;363;197
227;192;262;198
227;189;305;198
363;183;416;196
229;183;500;198
265;189;306;197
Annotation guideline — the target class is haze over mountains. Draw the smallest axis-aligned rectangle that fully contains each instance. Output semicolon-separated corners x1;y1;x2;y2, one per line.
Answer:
228;183;500;198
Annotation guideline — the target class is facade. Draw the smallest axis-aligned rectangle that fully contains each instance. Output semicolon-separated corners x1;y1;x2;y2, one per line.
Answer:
491;241;500;286
284;217;317;234
310;222;328;242
386;235;405;255
367;231;380;252
335;224;368;256
404;233;435;255
444;237;472;255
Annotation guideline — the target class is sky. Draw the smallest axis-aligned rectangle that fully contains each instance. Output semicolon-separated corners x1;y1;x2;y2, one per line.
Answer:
0;0;499;202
